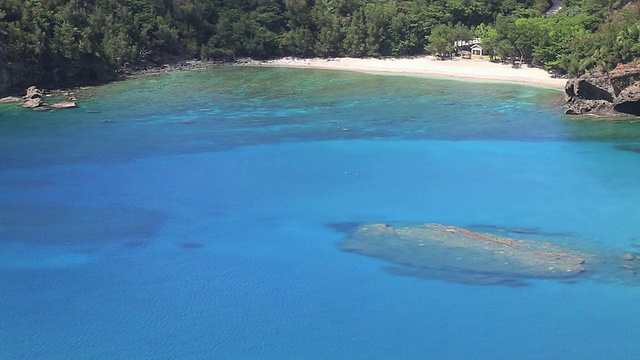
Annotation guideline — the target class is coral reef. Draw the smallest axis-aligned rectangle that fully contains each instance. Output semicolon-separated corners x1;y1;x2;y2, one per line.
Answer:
339;222;639;286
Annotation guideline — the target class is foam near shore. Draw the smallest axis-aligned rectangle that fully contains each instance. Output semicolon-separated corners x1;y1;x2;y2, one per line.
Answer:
258;56;566;90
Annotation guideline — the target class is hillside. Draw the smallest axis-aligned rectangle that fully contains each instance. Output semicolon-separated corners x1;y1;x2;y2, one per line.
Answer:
0;0;638;94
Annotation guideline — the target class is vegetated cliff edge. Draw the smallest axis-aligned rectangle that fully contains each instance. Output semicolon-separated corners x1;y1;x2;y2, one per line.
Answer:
0;56;208;96
565;67;640;117
0;59;116;96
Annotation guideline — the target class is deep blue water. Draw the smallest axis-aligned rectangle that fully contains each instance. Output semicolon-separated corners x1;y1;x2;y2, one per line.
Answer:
2;67;640;359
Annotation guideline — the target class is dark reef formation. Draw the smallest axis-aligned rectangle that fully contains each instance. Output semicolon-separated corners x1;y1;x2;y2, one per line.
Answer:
565;68;640;117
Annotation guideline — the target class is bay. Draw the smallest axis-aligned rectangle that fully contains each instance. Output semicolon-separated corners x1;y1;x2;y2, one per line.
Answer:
1;67;640;359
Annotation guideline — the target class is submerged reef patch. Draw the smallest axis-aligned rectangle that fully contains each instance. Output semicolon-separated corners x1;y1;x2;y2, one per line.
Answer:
339;223;640;286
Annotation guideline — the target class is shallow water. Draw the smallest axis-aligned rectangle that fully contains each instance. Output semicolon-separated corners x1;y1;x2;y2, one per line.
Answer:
2;67;640;359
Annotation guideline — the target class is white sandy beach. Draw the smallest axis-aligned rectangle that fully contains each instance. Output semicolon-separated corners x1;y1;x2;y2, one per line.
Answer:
261;56;566;90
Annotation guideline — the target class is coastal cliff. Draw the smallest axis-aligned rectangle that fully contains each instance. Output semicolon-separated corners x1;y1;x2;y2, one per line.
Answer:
565;68;640;117
0;60;115;96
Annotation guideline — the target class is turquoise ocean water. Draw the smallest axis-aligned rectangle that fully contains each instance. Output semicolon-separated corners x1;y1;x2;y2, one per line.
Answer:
2;67;640;359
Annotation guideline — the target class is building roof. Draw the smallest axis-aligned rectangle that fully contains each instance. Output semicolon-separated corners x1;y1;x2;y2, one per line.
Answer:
454;38;482;47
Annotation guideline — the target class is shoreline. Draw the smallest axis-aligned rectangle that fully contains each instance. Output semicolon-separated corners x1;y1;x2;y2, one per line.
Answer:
251;56;567;90
1;56;567;108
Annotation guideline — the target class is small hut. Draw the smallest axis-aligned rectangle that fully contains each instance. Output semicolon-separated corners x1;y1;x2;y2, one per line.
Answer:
471;44;483;56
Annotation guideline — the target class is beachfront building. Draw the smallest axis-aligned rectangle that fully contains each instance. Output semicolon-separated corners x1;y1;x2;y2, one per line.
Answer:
471;44;483;56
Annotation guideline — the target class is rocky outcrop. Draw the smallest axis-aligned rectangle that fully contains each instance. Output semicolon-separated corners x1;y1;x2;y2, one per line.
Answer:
565;68;640;117
22;86;44;109
9;86;78;110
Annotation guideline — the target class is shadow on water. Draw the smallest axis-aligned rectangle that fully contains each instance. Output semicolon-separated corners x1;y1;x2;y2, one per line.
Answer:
0;203;166;245
326;222;362;234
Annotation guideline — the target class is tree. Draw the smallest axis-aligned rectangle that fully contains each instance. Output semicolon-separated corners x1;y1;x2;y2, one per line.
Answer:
426;22;473;58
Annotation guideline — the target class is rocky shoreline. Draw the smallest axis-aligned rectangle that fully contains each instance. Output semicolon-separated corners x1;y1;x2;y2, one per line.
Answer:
0;59;239;110
4;57;640;118
565;67;640;118
114;59;231;77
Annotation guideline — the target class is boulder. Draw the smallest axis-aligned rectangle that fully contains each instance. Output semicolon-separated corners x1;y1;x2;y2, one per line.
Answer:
22;98;43;108
24;86;43;99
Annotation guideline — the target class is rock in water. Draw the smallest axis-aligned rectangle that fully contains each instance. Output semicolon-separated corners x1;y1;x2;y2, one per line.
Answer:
20;86;48;109
50;101;77;109
22;98;43;108
0;96;21;104
339;223;592;286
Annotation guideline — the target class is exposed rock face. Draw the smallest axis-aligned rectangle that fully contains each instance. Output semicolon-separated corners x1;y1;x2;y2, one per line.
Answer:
613;83;640;115
566;69;640;117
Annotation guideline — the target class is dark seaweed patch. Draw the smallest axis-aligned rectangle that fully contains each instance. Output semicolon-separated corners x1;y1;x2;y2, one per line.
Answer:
0;204;166;245
326;222;361;234
615;144;640;154
382;266;529;287
179;242;205;249
122;241;151;249
0;179;56;188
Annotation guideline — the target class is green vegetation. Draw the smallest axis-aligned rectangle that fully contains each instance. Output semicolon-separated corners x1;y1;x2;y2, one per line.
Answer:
0;0;639;88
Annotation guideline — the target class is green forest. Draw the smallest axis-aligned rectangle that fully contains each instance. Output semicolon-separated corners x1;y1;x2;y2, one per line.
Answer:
1;0;639;90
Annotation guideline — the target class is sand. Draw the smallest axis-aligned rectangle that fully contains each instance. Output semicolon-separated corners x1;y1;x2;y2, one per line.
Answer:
259;56;566;90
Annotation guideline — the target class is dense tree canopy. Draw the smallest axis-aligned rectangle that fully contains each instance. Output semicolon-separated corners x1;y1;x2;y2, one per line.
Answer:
0;0;639;89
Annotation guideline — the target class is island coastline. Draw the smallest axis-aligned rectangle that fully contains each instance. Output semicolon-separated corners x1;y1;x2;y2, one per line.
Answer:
2;56;567;110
